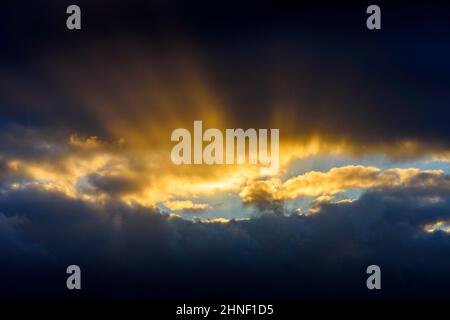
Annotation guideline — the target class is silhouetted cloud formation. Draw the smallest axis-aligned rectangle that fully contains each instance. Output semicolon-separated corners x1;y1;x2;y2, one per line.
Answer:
1;180;450;299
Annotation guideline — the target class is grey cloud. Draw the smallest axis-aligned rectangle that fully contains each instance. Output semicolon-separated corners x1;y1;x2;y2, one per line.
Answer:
1;184;450;298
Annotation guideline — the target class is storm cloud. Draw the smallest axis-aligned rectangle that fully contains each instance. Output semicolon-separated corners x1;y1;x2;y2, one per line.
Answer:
1;1;450;158
1;180;450;299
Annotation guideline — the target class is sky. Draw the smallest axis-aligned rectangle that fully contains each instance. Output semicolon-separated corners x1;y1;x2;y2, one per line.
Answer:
1;0;450;299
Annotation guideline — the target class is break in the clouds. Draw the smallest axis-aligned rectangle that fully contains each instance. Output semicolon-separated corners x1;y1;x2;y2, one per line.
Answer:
1;0;450;299
2;1;450;157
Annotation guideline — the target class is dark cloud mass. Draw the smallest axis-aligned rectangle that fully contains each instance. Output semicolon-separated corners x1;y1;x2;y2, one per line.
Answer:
1;182;450;299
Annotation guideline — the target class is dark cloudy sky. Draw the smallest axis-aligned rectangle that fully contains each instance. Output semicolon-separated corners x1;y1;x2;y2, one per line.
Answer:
1;0;450;299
